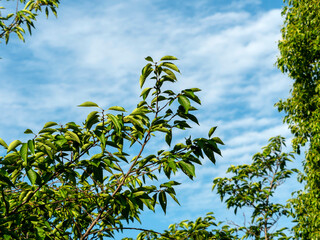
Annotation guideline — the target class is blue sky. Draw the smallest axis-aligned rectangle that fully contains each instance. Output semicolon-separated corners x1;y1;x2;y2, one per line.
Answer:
0;0;301;238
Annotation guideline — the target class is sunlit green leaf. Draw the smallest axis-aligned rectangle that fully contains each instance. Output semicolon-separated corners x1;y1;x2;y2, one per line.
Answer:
43;121;58;128
0;138;8;149
160;62;180;73
7;140;21;153
65;131;80;144
20;143;28;163
178;95;190;113
78;101;100;108
179;161;195;177
107;114;121;132
160;56;178;61
208;126;217;138
108;106;126;112
26;168;38;185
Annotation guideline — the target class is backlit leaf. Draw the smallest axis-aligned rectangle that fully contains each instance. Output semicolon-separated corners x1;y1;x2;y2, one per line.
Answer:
20;143;28;163
161;62;180;73
43;121;58;128
178;95;190;113
179;161;195;178
160;56;178;61
108;106;126;112
27;168;38;185
65;131;80;144
107;114;121;132
78;101;100;108
208;126;217;138
7;140;21;153
0;138;8;149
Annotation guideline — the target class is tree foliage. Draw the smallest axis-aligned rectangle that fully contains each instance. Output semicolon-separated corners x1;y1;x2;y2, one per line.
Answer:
0;0;59;44
276;0;320;238
0;57;223;239
213;136;295;240
133;137;295;240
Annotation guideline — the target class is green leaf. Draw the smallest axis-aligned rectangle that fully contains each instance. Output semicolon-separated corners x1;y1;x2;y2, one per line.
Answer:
208;126;217;138
131;107;149;115
140;63;153;88
0;138;8;149
125;116;144;131
26;168;38;185
140;87;152;100
85;111;99;130
165;130;172;146
24;129;34;134
107;114;121;132
20;143;28;163
108;106;126;112
184;90;201;104
178;95;190;113
153;127;170;133
189;88;201;92
43;121;58;128
65;131;80;144
159;191;167;214
7;140;22;153
145;56;154;62
161;62;180;73
212;137;224;145
78;101;100;108
162;68;177;80
28;140;35;155
179;161;195;178
160;56;178;61
203;146;216;164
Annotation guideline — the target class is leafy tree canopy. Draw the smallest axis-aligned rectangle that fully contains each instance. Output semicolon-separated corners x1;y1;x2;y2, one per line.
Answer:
0;56;223;239
0;0;59;44
277;0;320;238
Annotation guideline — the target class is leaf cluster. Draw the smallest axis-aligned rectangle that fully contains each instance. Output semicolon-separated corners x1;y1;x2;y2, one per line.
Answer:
0;57;223;239
212;136;295;240
0;0;59;44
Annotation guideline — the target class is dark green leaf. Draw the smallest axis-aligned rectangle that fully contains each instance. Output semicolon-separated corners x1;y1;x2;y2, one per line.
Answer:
159;191;167;214
24;129;34;134
145;56;154;62
165;130;172;146
0;174;14;187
